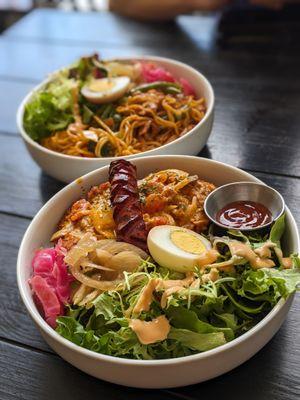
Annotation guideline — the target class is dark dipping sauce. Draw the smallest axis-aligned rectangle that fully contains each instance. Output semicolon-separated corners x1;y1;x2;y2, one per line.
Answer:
216;200;272;229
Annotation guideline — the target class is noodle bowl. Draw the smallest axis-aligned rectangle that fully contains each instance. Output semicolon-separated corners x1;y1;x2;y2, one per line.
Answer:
17;56;214;182
23;55;207;158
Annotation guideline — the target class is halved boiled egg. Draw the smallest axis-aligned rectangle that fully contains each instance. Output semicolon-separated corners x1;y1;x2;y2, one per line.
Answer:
147;225;213;273
81;76;130;104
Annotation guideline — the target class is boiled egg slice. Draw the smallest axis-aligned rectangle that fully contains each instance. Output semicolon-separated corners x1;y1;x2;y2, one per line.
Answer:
81;76;130;104
147;225;212;273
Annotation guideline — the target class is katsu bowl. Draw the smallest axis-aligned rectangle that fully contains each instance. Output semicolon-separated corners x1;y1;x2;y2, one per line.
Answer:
17;55;214;182
17;155;300;388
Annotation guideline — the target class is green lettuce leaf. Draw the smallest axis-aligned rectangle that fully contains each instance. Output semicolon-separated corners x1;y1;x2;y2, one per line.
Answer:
213;312;238;331
168;328;226;352
292;254;300;268
23;76;75;141
262;268;300;295
92;292;121;320
56;316;91;346
233;267;300;306
270;214;285;246
222;283;267;314
166;306;234;341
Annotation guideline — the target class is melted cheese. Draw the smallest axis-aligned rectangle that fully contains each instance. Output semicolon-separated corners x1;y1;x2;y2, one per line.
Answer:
129;316;170;345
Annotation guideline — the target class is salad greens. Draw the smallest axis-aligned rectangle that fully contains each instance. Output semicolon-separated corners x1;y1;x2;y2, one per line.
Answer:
23;54;102;142
23;74;75;141
56;216;300;360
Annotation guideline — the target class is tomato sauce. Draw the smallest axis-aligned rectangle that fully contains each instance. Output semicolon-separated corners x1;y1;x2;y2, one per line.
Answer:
216;201;272;229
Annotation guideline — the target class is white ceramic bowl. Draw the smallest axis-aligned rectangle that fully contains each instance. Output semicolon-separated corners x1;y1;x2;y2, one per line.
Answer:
16;56;214;183
17;156;299;388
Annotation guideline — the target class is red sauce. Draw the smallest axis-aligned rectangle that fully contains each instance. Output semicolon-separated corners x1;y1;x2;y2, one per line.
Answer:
216;201;272;229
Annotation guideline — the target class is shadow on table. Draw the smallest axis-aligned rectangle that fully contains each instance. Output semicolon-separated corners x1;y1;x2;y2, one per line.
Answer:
112;5;300;53
39;172;65;205
218;3;300;50
109;12;221;55
198;145;212;159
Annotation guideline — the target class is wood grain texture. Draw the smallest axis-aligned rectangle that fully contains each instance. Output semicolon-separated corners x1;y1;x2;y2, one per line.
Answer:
5;7;300;51
0;134;299;224
0;341;180;400
0;135;64;217
4;10;185;47
0;214;51;352
1;35;299;85
0;79;34;134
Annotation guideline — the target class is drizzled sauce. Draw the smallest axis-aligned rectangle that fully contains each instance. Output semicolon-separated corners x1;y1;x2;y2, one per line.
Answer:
129;316;170;345
216;201;272;229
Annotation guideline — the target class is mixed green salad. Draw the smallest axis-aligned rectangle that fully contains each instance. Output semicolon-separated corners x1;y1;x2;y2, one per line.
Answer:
54;215;300;359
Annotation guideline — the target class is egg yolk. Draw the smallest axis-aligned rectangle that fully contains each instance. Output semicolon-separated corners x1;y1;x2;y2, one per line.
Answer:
170;230;207;254
88;79;115;93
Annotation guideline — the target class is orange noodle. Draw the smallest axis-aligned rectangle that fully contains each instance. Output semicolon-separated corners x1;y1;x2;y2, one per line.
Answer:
41;88;206;158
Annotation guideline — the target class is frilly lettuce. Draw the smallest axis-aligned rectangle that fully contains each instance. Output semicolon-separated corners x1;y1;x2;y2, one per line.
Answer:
56;215;300;360
23;75;76;141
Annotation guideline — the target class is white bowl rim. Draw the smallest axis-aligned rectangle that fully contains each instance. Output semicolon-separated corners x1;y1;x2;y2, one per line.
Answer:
16;55;214;162
17;155;300;367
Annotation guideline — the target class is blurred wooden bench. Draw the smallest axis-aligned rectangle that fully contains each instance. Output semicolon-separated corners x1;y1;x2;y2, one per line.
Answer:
0;0;108;12
0;0;108;31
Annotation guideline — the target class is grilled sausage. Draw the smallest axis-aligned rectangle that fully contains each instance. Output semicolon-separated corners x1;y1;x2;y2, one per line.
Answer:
109;160;148;252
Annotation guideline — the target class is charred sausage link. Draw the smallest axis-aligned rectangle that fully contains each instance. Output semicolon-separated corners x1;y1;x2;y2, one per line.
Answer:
109;160;148;252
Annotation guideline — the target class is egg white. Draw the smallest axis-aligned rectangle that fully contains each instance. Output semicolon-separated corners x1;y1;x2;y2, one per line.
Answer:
147;225;211;273
81;76;130;104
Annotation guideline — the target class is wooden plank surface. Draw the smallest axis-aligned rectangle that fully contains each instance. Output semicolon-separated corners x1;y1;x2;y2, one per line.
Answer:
1;35;299;86
0;7;299;400
0;133;299;223
0;341;181;400
4;10;188;46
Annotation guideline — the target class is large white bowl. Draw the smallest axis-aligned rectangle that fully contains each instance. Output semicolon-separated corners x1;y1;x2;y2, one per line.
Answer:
17;56;214;183
17;156;299;388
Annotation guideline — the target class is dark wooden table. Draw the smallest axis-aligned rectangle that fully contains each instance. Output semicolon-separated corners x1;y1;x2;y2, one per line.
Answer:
0;6;299;399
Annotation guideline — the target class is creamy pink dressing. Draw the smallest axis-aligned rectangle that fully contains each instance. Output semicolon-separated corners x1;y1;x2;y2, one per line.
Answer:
132;279;159;314
254;241;276;259
160;286;185;308
229;240;275;269
129;316;170;345
133;274;195;314
197;249;219;268
202;268;219;283
274;247;293;269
